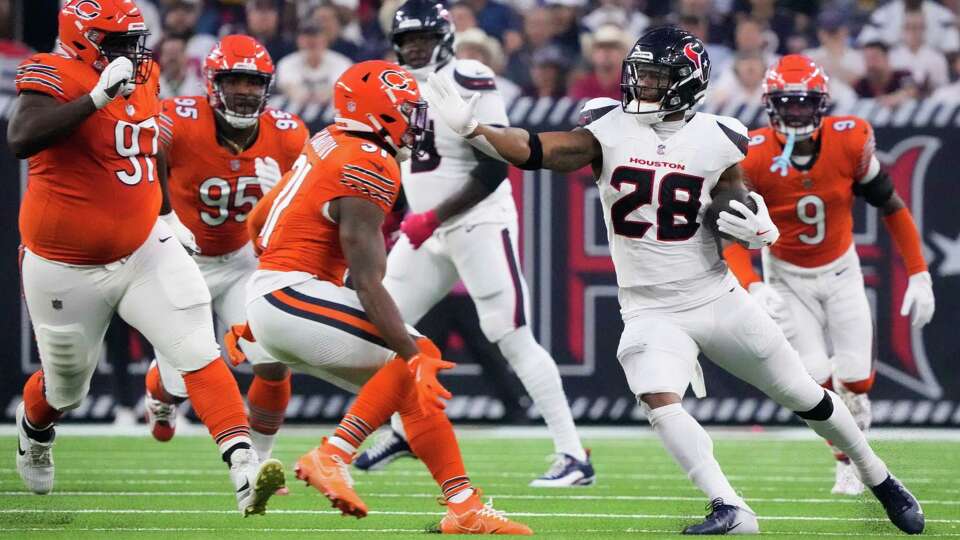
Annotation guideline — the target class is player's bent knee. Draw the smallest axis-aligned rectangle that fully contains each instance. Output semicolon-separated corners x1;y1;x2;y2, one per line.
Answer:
252;362;290;381
795;390;834;421
35;324;94;410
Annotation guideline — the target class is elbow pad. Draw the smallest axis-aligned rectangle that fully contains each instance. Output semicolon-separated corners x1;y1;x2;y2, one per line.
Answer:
471;148;509;193
517;129;543;170
853;170;895;207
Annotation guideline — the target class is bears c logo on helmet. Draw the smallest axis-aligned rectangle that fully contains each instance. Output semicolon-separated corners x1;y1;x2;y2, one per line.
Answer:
65;0;102;21
379;70;413;92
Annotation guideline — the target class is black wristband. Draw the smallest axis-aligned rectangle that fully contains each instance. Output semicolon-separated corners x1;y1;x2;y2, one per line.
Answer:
518;129;544;170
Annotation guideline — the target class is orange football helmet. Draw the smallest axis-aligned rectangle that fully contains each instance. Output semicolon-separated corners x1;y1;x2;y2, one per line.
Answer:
204;35;275;129
762;54;830;138
58;0;152;83
333;60;428;158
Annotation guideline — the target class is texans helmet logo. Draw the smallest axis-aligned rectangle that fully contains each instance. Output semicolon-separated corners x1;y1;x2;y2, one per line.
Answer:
683;43;707;82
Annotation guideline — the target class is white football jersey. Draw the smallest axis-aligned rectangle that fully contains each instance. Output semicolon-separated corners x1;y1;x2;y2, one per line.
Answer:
404;59;515;228
584;108;749;287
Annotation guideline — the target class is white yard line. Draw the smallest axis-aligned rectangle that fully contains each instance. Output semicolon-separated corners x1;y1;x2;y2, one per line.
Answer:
1;490;957;507
0;508;957;524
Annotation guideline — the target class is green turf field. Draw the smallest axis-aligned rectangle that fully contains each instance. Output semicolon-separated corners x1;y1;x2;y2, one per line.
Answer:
0;430;957;538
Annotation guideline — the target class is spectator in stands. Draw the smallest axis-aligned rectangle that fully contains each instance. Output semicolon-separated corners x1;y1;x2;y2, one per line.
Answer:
158;36;205;98
450;2;479;33
454;27;520;103
162;0;217;73
275;21;352;107
678;13;733;77
931;54;960;101
545;0;585;57
733;17;777;65
312;2;362;61
709;51;767;107
581;0;649;39
890;10;950;96
505;6;554;89
245;0;295;62
525;46;568;99
568;25;632;101
858;0;960;55
678;0;735;50
138;0;163;49
805;10;864;86
854;41;918;107
462;0;521;42
736;0;799;54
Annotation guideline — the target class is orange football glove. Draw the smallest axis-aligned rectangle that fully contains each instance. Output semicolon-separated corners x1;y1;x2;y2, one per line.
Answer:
407;353;455;414
224;323;256;366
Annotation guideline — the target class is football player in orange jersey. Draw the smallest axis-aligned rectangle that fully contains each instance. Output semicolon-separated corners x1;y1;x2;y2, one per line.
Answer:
9;0;284;514
140;35;308;466
724;55;935;495
241;60;531;534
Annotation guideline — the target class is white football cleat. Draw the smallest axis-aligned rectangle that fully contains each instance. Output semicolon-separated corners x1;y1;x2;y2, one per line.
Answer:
15;402;55;495
832;460;865;496
230;447;286;516
144;392;177;442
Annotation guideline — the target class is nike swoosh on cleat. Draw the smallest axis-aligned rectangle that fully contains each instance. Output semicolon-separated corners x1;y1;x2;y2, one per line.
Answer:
159;237;173;243
17;443;24;457
728;521;742;532
236;479;250;493
756;230;770;236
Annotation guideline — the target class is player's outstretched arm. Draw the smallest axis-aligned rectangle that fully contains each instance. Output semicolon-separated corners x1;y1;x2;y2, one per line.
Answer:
337;197;423;360
426;72;600;173
8;57;134;159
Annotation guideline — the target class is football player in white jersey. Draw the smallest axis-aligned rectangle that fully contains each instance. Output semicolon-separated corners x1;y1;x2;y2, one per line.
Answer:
426;26;924;535
353;0;593;487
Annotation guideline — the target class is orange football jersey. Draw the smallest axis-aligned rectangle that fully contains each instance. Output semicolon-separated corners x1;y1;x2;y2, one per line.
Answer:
741;116;875;268
16;52;163;265
158;97;308;256
255;126;401;285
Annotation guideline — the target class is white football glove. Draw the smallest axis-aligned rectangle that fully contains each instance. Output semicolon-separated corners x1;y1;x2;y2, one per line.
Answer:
89;57;135;109
900;271;935;327
748;281;794;338
425;72;480;138
718;192;781;249
255;156;282;194
160;211;200;256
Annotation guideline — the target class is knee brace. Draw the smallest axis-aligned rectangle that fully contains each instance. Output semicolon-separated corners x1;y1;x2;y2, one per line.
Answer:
795;390;834;421
35;324;93;410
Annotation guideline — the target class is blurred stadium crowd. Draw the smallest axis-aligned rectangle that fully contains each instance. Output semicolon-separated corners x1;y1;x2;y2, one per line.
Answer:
2;0;960;110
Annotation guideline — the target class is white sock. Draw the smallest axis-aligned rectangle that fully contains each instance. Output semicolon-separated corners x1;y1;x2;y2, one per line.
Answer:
250;429;277;462
498;327;586;462
389;412;407;441
802;391;888;486
448;488;474;503
327;435;357;456
647;403;750;511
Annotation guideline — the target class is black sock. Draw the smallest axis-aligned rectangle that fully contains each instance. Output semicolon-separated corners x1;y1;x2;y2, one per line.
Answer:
22;417;55;444
222;441;252;466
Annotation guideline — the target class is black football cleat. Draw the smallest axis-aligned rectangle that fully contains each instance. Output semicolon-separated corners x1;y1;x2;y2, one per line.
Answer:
870;475;925;534
682;498;759;535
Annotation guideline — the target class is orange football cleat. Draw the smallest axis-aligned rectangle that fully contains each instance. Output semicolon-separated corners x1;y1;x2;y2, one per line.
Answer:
439;495;533;535
295;446;368;518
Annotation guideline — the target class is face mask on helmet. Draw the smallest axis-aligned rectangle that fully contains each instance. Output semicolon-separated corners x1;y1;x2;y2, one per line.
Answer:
399;99;429;150
620;62;676;122
764;92;828;139
98;30;153;84
396;31;444;70
213;71;271;129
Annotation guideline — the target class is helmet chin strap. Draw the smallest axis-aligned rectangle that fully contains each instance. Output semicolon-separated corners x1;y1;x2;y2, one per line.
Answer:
221;109;259;129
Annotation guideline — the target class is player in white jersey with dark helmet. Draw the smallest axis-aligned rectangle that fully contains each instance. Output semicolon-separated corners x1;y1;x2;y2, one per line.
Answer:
426;25;925;536
353;0;592;487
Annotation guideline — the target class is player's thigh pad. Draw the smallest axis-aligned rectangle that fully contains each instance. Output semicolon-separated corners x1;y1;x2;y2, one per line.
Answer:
117;221;218;372
823;265;874;383
448;224;529;343
769;273;832;385
383;235;459;324
617;316;700;398
247;280;400;389
703;287;824;411
20;250;115;409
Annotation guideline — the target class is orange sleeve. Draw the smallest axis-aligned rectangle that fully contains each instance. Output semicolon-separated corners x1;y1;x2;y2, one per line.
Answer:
247;177;287;254
339;157;400;213
883;207;927;274
15;55;68;101
723;243;762;288
158;99;176;150
852;120;876;180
